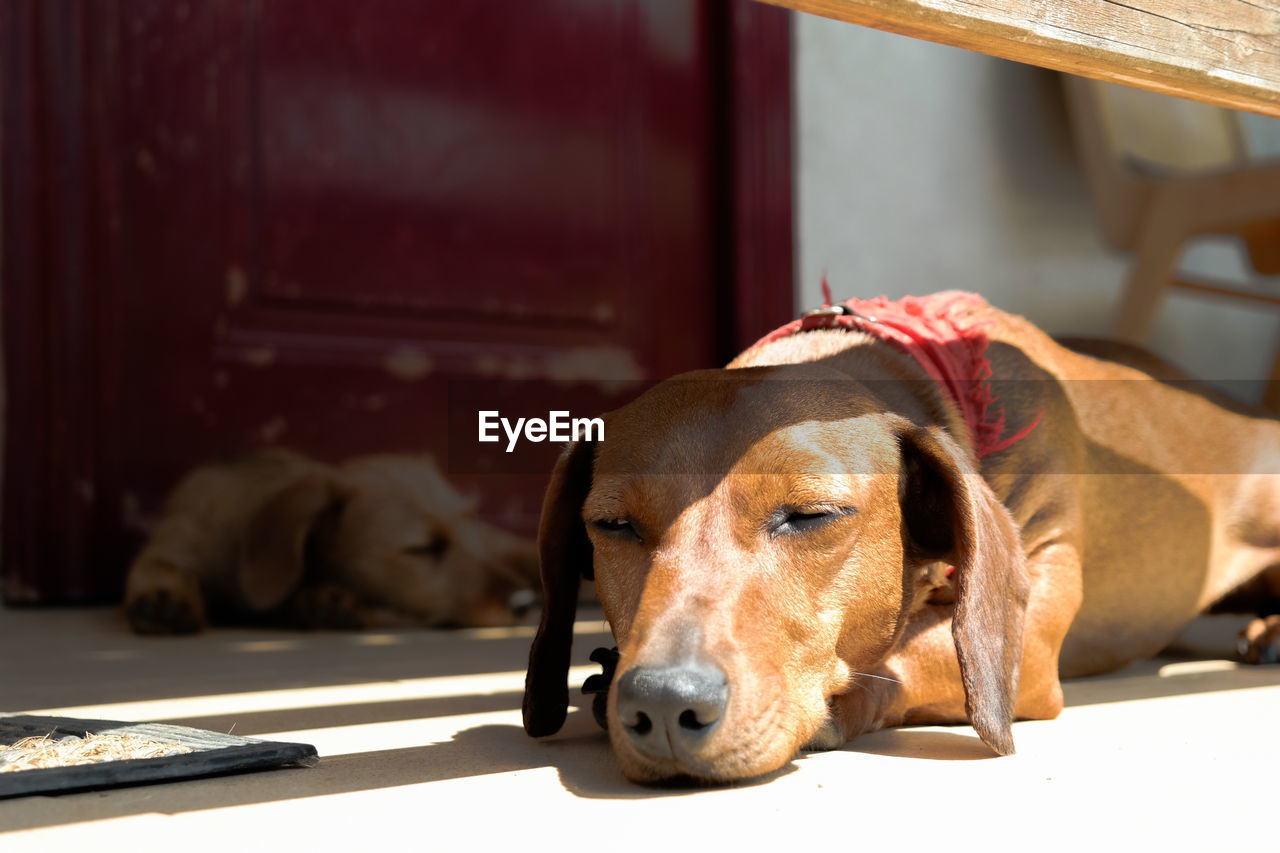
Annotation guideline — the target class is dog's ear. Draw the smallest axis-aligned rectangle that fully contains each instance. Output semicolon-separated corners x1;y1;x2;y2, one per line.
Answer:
898;424;1029;756
239;473;340;612
523;440;597;737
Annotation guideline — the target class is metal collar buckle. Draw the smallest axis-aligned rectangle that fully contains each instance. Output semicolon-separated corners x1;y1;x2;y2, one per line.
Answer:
802;304;851;318
802;304;877;324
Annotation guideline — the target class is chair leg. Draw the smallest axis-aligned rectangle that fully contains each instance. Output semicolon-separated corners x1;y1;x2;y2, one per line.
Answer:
1240;218;1280;277
1111;202;1188;343
1264;338;1280;415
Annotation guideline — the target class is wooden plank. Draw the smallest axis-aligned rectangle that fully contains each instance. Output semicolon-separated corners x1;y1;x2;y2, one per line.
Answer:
0;714;318;799
1172;276;1280;307
757;0;1280;119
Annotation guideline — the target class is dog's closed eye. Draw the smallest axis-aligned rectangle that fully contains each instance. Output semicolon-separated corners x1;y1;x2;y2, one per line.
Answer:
590;518;642;542
767;506;856;538
405;531;451;560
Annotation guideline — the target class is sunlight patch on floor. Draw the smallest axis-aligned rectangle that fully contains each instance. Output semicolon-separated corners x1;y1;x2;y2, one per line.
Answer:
1157;659;1241;677
25;665;600;723
254;708;523;757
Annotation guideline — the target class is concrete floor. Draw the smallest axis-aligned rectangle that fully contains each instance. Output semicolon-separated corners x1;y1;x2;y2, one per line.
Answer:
3;605;1279;851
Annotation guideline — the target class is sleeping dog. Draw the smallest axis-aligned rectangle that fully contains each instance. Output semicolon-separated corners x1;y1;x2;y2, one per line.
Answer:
125;449;537;632
523;292;1280;783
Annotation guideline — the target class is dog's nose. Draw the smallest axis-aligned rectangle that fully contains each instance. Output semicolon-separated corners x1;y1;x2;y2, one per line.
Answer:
615;660;728;758
505;588;538;618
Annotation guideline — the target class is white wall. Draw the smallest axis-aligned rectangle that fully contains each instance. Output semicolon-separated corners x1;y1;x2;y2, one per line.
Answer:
794;16;1280;401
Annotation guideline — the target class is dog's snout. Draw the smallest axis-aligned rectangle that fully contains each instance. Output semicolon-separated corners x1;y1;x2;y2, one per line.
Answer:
505;588;537;617
615;660;728;758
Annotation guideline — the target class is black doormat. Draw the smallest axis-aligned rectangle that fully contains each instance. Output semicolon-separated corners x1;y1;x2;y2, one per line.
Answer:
0;713;318;799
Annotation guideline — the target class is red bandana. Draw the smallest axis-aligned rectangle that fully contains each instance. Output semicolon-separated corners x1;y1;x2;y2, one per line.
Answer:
753;284;1041;459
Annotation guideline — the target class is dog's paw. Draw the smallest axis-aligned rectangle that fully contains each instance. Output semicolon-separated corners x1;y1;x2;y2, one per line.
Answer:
124;571;206;634
1237;615;1280;664
288;583;365;629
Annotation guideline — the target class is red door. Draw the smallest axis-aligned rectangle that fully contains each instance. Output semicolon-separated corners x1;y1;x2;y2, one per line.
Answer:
2;0;792;603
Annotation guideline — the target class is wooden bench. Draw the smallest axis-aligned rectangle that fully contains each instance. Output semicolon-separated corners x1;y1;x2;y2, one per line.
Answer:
758;0;1280;119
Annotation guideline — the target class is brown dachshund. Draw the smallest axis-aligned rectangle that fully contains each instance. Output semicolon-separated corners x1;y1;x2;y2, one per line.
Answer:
523;291;1280;783
124;449;537;632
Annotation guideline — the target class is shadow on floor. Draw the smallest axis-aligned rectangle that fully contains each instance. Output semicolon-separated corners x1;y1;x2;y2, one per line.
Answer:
0;706;795;832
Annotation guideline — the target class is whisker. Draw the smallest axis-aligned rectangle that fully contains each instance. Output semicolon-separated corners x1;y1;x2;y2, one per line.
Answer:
846;679;873;696
850;671;902;685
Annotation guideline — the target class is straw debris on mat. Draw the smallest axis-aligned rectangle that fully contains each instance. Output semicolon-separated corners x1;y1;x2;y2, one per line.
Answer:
0;732;193;773
0;713;318;799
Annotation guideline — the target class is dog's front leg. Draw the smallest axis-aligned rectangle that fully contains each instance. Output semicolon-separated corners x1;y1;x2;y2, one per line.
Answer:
843;605;972;739
814;541;1079;751
800;608;954;751
803;680;897;751
124;557;208;634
